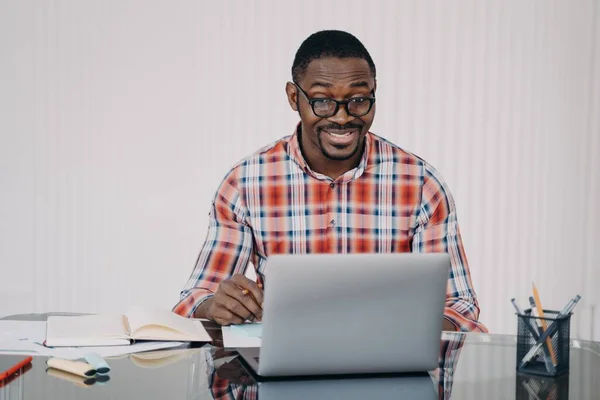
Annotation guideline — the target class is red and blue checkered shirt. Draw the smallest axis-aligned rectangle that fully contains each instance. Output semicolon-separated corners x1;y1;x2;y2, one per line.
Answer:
174;128;487;333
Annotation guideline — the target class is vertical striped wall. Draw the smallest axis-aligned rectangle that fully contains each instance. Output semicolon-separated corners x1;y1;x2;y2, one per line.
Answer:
1;0;598;340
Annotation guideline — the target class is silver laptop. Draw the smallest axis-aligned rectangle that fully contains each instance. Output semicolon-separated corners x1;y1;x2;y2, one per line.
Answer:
237;253;449;379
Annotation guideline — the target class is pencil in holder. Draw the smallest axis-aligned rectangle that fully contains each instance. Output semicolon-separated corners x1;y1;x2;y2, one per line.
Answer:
516;309;571;377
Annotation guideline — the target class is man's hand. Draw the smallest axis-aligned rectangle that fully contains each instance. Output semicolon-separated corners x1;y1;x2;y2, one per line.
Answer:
197;275;263;325
442;318;457;332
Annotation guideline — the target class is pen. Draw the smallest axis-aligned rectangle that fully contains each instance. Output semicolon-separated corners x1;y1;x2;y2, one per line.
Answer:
558;296;580;317
510;298;523;315
241;283;263;307
528;296;555;368
519;295;581;368
511;298;555;374
527;297;541;333
241;282;264;321
528;295;553;366
560;295;581;316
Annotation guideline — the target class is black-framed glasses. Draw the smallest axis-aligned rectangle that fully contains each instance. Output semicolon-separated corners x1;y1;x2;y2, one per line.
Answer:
293;81;376;118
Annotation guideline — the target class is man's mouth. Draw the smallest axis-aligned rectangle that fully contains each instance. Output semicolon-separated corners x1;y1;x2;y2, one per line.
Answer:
326;130;355;138
322;128;359;146
323;127;360;137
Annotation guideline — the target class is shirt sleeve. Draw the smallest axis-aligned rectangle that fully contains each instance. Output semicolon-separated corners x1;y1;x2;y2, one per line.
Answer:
173;169;254;318
412;164;488;333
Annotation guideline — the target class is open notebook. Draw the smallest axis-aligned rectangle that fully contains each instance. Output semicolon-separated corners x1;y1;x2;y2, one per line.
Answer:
45;306;212;347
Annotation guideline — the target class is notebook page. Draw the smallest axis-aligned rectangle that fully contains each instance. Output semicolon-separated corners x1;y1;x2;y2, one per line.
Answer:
46;314;129;346
126;305;210;341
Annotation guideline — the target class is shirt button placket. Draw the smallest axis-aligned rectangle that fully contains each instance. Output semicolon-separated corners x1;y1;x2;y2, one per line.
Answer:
328;181;336;229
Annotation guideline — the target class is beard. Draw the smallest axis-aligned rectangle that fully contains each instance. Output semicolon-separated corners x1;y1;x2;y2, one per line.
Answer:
316;123;364;161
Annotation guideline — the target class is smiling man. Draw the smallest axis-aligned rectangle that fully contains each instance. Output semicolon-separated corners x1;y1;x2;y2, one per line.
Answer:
173;30;487;333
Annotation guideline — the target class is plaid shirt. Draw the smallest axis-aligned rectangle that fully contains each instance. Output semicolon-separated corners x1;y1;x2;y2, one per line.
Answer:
174;128;487;333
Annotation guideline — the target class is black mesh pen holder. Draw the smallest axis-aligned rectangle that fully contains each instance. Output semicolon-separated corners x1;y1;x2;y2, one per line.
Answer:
515;372;569;399
516;309;571;377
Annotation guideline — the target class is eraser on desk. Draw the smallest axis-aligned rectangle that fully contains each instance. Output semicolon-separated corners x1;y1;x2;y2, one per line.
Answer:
84;353;110;374
46;358;96;378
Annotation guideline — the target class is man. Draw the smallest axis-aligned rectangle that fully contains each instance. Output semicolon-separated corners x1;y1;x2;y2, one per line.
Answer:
174;30;487;333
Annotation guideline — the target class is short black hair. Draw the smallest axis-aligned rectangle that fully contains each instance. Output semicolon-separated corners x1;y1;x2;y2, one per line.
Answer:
291;30;376;82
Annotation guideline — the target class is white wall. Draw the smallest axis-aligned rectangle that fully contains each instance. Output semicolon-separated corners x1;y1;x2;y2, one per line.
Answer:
1;0;598;340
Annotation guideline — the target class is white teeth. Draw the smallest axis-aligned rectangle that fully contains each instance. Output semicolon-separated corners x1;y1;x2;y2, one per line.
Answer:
327;131;353;137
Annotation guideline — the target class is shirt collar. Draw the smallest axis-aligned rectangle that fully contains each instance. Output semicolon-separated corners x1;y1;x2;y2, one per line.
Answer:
287;123;371;183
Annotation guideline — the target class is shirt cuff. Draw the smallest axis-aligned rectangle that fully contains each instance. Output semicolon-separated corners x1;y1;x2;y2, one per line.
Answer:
172;289;214;318
444;307;489;333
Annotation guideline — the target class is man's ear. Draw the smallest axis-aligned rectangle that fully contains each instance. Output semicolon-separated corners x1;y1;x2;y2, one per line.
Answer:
373;79;377;95
285;82;298;111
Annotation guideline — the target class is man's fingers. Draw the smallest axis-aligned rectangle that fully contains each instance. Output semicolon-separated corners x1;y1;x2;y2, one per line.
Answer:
211;305;245;325
210;275;264;325
213;316;228;326
230;275;264;308
222;295;255;320
221;282;262;321
210;291;249;325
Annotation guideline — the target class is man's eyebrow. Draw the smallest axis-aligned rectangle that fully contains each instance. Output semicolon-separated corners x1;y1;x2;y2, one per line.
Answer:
308;81;372;90
349;81;370;88
308;81;333;89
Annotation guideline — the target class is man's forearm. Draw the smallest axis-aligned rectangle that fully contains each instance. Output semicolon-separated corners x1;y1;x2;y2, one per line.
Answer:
193;297;214;319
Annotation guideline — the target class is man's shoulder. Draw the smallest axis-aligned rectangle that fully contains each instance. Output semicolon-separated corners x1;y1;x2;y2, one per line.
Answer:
368;133;446;180
368;133;426;168
224;135;292;177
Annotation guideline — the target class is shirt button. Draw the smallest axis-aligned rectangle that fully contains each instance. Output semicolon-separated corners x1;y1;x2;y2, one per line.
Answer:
330;219;336;227
330;183;335;189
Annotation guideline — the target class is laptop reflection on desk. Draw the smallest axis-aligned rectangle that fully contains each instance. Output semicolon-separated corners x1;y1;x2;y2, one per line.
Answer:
258;375;438;400
236;253;449;379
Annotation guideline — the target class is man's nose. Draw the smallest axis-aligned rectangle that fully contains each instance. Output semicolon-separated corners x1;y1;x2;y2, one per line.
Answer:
327;104;354;126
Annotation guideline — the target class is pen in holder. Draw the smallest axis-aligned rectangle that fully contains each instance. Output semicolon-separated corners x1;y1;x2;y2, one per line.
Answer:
516;309;571;377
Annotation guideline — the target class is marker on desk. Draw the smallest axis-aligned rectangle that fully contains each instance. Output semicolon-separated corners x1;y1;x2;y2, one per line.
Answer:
84;353;110;375
519;295;581;369
45;368;96;387
95;374;111;384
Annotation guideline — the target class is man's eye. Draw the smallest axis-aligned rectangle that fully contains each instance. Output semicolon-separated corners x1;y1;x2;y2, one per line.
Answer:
351;98;366;103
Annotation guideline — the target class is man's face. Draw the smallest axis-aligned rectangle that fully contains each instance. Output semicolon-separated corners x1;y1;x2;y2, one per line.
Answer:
286;57;376;165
